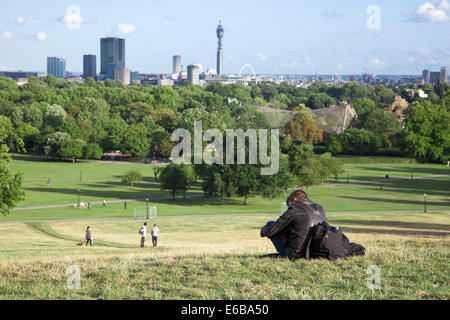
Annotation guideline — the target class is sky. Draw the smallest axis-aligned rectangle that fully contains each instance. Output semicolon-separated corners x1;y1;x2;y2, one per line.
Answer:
0;0;449;75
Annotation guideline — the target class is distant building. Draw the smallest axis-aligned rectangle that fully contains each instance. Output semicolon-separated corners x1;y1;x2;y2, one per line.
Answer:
187;64;201;85
47;57;66;78
100;37;125;76
430;72;441;85
422;69;430;83
83;54;96;80
441;66;449;83
114;67;131;85
107;62;125;80
0;71;37;80
173;55;181;74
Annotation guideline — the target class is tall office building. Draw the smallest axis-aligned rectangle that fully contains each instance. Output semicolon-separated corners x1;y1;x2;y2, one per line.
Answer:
83;55;97;80
441;66;449;83
216;21;224;75
422;69;430;83
187;64;201;85
107;62;125;80
100;37;125;76
47;57;66;78
173;55;181;74
430;72;441;85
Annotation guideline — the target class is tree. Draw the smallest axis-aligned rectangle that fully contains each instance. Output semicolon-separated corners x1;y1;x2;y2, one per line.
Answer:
121;123;150;157
0;145;25;215
197;145;293;205
353;97;377;115
84;143;103;160
306;93;335;109
60;139;86;163
358;109;402;138
403;101;450;162
121;170;143;188
284;111;323;144
333;129;382;155
159;164;195;199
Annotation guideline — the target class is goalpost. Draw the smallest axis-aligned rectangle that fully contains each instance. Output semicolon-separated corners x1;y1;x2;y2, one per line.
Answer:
134;206;157;219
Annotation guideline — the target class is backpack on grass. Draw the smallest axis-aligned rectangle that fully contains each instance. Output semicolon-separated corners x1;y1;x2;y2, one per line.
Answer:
305;222;366;260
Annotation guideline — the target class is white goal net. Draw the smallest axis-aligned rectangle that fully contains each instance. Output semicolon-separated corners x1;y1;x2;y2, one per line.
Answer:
134;206;157;219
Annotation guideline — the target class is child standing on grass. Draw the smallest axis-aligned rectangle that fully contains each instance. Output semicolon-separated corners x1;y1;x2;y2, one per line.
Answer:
85;226;93;246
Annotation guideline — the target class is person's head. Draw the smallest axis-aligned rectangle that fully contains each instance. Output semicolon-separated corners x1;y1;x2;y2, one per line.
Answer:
286;190;308;207
144;222;147;226
154;224;157;227
87;226;90;230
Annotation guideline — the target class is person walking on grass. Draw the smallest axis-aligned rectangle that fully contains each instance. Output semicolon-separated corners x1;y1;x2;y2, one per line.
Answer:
85;226;93;246
151;224;160;248
47;178;51;187
139;222;147;248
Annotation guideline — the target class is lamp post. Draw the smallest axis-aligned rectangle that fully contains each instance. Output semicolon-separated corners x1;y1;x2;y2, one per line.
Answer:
424;193;427;213
146;198;149;219
77;189;80;208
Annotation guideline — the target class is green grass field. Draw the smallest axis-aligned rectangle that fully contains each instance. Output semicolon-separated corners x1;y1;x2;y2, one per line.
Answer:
0;212;448;299
0;155;449;299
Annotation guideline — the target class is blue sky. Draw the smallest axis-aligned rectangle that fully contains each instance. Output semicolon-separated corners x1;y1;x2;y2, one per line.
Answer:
0;0;449;74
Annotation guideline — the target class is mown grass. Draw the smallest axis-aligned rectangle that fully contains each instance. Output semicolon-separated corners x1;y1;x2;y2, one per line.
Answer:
0;212;448;299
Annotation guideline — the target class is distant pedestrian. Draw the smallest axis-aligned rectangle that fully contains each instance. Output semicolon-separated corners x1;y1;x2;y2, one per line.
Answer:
88;202;91;210
85;226;93;246
139;222;147;248
103;200;106;207
47;178;51;187
151;224;160;248
124;200;127;210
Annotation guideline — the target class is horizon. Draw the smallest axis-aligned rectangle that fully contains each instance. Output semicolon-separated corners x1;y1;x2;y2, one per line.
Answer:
1;0;450;75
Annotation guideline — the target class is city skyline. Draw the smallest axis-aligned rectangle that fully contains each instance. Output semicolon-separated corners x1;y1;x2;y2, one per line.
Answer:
0;0;450;75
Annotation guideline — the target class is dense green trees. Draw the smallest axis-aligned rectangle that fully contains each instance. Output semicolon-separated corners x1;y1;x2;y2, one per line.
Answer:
159;163;195;199
403;101;449;162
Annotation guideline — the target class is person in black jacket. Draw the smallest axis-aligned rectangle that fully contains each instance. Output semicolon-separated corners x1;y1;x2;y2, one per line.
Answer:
260;190;326;260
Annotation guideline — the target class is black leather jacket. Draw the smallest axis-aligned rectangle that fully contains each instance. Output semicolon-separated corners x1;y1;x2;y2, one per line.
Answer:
261;198;326;260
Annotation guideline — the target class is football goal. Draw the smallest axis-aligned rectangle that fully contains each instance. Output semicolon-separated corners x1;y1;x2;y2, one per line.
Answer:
134;206;157;219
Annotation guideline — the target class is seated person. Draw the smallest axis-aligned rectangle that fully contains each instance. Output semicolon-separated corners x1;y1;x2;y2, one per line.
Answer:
260;190;326;260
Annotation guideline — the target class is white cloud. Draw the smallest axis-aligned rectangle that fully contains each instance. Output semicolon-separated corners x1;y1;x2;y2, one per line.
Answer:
438;0;450;10
369;57;389;68
115;24;137;35
16;16;30;25
410;1;450;23
31;32;49;42
1;32;13;39
256;53;267;62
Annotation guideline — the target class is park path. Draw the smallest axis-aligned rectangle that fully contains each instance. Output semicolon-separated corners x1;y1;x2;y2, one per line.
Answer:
0;210;448;224
11;194;204;211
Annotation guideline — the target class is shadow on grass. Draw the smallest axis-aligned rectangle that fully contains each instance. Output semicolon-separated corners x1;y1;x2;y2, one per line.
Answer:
343;227;449;237
330;219;450;232
339;195;450;208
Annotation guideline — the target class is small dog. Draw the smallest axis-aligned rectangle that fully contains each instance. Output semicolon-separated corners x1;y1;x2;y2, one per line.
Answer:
76;241;84;246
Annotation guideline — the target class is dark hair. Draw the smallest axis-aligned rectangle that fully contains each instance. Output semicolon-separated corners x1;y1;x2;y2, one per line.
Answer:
144;222;147;226
286;190;308;207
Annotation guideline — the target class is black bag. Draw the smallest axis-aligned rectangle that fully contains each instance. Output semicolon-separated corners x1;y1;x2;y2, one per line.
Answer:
305;222;365;260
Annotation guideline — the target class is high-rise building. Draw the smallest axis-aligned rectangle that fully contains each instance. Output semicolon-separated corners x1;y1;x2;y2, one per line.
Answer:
216;21;224;75
114;67;131;85
430;72;441;85
83;55;97;80
173;55;181;74
100;37;125;76
422;69;430;83
441;66;449;83
47;57;66;78
187;64;201;85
